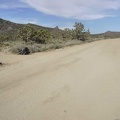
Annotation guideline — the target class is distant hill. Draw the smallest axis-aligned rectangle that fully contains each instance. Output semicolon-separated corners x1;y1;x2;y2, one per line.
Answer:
92;31;120;39
0;18;23;34
0;18;61;35
103;31;120;38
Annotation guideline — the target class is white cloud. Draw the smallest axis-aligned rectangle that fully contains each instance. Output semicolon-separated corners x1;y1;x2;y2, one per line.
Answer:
20;0;120;20
0;1;29;9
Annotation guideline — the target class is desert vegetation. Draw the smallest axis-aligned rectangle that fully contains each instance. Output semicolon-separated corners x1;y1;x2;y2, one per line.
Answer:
0;18;92;54
0;18;120;55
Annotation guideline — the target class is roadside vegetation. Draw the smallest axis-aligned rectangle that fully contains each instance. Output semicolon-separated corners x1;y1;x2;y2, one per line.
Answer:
0;18;120;55
0;21;92;54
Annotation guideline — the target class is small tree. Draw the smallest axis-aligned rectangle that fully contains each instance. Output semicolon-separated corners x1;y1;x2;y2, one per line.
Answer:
84;29;91;40
18;25;36;43
62;28;73;40
73;22;85;40
18;26;51;44
73;22;90;41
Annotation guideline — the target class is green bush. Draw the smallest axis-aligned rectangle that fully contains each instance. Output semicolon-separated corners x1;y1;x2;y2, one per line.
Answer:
17;25;51;44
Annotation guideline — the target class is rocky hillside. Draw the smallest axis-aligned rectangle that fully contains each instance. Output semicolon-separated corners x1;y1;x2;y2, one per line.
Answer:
0;18;23;34
0;18;60;35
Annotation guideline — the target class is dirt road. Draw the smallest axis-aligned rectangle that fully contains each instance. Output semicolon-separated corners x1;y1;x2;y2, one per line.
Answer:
0;39;120;120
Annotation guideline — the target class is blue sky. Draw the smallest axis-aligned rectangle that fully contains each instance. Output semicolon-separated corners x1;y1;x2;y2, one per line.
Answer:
0;0;120;34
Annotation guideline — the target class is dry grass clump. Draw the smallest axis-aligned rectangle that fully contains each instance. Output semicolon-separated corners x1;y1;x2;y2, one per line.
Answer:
9;39;86;55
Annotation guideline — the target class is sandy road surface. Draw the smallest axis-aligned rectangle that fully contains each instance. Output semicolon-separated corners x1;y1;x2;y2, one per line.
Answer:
0;39;120;120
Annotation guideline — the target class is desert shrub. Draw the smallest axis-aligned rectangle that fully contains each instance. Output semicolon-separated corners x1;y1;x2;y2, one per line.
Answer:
17;25;51;44
32;30;51;44
53;43;62;49
10;34;90;55
64;40;82;46
10;42;49;54
0;33;12;42
10;43;26;54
